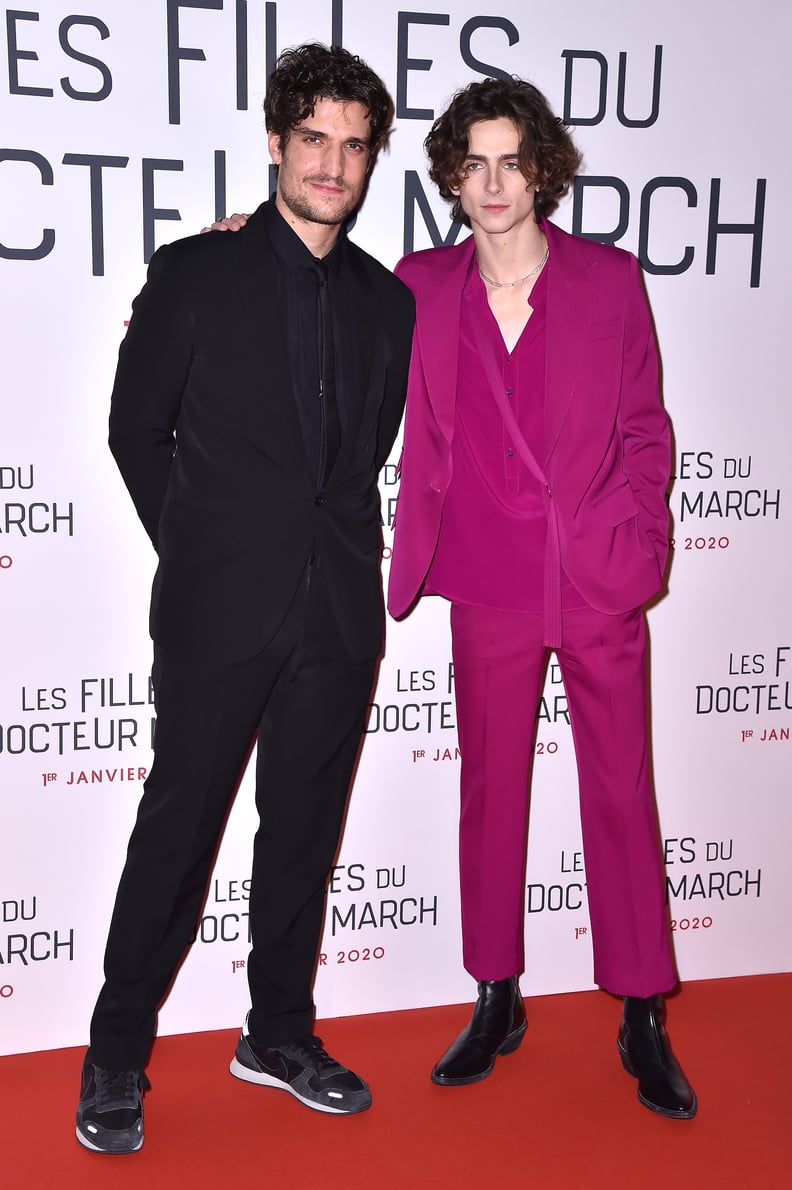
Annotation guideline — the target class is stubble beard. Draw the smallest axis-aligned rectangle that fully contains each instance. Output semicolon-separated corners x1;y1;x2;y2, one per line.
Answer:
278;174;361;227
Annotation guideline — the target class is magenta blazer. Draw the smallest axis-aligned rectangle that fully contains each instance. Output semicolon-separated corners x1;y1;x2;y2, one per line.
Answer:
387;221;671;621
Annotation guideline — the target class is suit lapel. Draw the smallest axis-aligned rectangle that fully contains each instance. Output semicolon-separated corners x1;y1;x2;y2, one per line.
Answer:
543;222;598;464
235;206;388;486
414;238;475;442
331;244;379;480
229;206;316;477
411;230;598;461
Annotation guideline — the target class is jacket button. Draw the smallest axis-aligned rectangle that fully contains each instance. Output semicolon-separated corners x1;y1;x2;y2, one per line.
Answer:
314;496;323;507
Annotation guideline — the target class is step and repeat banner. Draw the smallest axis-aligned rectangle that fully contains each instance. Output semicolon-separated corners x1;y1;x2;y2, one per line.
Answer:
2;1;790;1054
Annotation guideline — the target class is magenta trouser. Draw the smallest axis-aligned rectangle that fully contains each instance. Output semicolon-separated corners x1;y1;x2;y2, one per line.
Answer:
450;600;677;998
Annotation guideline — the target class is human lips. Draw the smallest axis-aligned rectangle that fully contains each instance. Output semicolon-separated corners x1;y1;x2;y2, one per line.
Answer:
308;176;346;195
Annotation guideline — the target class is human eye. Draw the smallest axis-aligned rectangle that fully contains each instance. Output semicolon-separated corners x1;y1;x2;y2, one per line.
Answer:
464;160;483;172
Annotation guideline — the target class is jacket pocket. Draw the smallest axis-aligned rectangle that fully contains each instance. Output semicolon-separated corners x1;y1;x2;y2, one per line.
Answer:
587;479;638;525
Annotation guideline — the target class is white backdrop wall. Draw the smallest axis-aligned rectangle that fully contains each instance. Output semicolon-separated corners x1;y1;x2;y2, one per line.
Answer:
1;1;790;1056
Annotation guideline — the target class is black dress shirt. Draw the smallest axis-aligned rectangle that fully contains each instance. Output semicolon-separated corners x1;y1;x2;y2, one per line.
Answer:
264;198;344;484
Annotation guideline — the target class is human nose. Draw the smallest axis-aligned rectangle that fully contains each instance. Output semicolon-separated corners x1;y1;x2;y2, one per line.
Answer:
322;140;344;180
484;166;502;194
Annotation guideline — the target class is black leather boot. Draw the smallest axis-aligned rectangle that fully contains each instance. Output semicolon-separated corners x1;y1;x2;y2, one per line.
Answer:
431;977;526;1086
618;994;697;1118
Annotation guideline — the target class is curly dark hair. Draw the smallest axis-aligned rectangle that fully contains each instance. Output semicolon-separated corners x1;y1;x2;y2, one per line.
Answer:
264;43;394;159
426;77;581;225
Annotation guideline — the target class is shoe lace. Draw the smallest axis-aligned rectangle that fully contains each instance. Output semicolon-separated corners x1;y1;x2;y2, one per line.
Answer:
290;1035;337;1072
95;1067;148;1109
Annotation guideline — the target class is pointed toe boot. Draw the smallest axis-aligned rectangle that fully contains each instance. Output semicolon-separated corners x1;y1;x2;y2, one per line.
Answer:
618;994;697;1119
431;976;526;1086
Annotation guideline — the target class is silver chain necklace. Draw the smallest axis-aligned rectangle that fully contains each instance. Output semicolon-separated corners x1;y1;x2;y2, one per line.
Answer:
477;245;549;288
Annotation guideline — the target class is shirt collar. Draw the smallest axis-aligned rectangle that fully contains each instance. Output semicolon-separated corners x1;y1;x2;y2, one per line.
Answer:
263;195;345;274
464;252;550;309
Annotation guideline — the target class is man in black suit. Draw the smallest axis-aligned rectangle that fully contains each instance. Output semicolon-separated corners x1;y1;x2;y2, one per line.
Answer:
76;43;414;1155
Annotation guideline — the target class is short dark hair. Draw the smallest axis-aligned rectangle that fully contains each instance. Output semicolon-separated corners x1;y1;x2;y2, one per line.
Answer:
426;77;582;225
264;43;394;159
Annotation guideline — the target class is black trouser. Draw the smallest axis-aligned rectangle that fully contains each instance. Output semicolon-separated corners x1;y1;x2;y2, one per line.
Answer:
89;563;377;1069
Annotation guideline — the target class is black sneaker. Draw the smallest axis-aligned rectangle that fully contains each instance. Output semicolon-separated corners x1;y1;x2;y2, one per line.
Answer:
75;1052;150;1153
229;1020;371;1114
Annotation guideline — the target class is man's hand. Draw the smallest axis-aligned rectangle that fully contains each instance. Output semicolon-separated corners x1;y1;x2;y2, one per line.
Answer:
200;212;250;234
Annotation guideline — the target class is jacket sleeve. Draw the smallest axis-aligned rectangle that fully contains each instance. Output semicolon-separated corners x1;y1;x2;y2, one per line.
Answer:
108;243;194;548
618;253;671;569
374;281;415;471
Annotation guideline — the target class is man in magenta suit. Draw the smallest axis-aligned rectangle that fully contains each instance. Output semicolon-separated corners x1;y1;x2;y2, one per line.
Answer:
388;77;696;1118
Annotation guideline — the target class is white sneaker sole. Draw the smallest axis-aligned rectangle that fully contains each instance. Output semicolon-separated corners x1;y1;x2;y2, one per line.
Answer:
228;1056;368;1115
75;1123;143;1153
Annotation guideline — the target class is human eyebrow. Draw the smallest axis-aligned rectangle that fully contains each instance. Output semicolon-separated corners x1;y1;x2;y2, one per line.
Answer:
463;153;520;163
298;127;371;149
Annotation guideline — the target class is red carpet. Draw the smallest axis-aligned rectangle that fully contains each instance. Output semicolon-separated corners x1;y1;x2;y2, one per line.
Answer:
2;974;789;1189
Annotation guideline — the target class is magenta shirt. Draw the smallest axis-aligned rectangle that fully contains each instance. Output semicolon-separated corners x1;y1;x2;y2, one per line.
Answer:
426;258;585;612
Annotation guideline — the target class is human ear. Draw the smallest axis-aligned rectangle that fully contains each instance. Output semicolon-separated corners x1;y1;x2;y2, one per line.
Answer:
267;129;283;165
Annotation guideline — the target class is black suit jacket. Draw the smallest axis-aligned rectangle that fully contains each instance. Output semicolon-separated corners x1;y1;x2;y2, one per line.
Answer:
109;201;415;663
